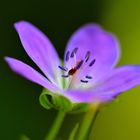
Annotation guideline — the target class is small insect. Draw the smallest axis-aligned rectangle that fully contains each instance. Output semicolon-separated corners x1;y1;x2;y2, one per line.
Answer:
59;60;83;78
68;68;77;76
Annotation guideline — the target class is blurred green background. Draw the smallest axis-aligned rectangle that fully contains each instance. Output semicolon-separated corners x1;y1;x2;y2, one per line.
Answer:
1;0;140;140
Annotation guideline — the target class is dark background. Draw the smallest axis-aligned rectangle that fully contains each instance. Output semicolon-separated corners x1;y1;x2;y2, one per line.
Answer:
1;0;140;140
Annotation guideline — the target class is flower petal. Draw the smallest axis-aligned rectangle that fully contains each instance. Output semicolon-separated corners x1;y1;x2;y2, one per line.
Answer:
64;89;97;102
64;65;140;103
64;24;120;81
92;65;140;100
64;89;111;102
14;21;62;86
5;57;59;93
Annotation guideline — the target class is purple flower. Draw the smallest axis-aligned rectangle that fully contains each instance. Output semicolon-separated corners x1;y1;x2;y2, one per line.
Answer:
5;21;140;103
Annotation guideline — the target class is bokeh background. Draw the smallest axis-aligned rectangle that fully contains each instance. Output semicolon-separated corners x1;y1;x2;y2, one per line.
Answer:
1;0;140;139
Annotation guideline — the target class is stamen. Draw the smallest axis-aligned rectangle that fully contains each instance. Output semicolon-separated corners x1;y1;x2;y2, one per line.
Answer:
76;60;83;70
65;51;70;61
89;59;96;67
70;48;78;58
58;66;68;71
61;75;69;78
85;51;90;62
86;75;92;79
80;80;88;83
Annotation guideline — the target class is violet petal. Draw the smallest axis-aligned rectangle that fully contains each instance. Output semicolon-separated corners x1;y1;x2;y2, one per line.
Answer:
92;65;140;100
5;57;59;93
64;24;120;81
65;65;140;102
14;21;61;86
64;89;105;103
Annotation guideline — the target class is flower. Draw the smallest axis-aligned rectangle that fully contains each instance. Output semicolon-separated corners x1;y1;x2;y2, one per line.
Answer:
5;21;140;103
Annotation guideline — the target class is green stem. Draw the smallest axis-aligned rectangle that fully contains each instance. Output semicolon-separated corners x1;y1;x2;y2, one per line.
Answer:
45;110;66;140
76;103;100;140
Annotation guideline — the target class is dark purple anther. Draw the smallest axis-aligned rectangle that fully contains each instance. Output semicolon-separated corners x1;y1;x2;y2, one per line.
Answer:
80;80;88;83
86;75;92;79
89;59;96;67
85;51;90;62
61;75;69;78
58;66;68;71
76;60;83;69
65;51;70;61
70;48;78;58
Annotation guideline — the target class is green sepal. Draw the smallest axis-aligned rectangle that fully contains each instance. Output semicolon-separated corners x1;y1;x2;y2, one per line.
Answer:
39;89;54;110
70;103;90;114
39;89;93;113
39;89;73;112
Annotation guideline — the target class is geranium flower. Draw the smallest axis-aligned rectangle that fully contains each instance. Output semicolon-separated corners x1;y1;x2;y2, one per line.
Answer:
5;21;140;103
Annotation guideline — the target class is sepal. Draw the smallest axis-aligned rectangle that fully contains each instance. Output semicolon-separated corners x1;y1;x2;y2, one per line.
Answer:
39;89;92;113
70;103;90;114
39;89;73;112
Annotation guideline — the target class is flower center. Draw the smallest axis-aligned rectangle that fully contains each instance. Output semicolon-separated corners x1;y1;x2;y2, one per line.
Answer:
58;48;96;89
